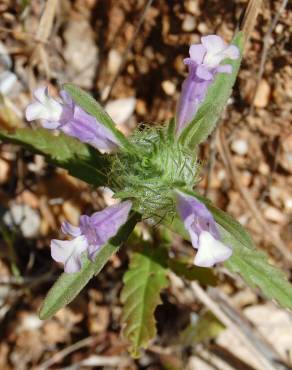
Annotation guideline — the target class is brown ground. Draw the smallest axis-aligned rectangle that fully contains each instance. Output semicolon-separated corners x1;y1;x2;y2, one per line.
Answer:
0;0;291;369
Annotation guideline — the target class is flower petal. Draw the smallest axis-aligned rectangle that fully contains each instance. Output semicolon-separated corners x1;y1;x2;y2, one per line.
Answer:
87;200;132;244
194;231;232;267
61;105;119;151
196;65;214;80
189;44;206;64
201;35;225;54
61;221;82;237
33;86;49;103
176;191;220;241
223;45;240;60
51;235;88;273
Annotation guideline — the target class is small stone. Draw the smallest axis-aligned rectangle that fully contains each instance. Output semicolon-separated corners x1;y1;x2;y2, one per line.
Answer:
136;99;147;115
182;14;196;32
161;80;176;96
62;201;80;225
185;1;200;15
107;49;122;75
254;79;271;108
258;162;269;175
264;206;287;224
3;204;41;238
105;97;136;125
231;139;248;156
197;22;208;34
0;158;10;184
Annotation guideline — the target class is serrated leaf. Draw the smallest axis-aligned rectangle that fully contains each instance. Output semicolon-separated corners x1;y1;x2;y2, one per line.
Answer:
179;32;244;149
0;128;109;186
63;84;135;153
170;192;292;309
121;246;169;357
39;212;140;320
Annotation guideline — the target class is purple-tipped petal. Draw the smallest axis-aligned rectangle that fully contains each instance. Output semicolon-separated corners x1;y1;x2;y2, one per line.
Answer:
26;87;120;151
82;200;132;249
189;44;206;64
176;191;232;267
196;65;214;81
51;235;88;273
61;221;82;237
175;67;211;135
175;34;240;136
194;231;232;267
61;105;119;151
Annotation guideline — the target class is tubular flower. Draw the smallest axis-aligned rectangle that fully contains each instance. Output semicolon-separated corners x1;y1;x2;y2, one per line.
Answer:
176;191;232;267
176;35;240;136
51;201;132;273
25;87;119;151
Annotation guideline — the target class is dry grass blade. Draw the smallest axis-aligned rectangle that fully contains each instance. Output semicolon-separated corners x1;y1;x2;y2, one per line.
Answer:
190;282;279;370
239;0;262;44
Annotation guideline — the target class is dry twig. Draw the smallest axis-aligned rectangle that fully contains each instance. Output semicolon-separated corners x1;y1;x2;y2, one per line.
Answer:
190;282;280;370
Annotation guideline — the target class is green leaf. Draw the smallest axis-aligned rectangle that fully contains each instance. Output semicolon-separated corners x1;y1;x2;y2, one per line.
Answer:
63;84;135;153
168;259;217;286
223;229;292;309
179;32;244;148
170;192;292;309
39;212;140;320
0;128;109;186
121;246;169;357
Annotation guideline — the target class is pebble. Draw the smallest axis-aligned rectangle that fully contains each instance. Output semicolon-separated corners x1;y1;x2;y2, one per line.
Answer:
185;1;200;15
161;80;176;96
105;97;136;125
0;158;10;184
3;204;41;238
264;205;287;224
254;79;271;108
107;49;122;75
231;139;248;156
182;14;196;32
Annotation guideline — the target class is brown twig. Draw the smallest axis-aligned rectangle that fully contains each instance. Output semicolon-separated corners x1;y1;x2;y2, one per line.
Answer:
190;282;280;370
217;128;292;264
239;0;262;44
36;336;95;370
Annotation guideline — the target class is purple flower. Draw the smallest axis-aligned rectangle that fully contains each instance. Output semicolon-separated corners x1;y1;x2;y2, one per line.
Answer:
25;87;119;151
176;35;240;136
176;191;232;267
51;200;132;273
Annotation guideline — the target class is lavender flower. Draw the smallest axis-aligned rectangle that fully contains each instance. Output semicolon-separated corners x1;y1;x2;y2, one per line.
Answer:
25;87;119;151
51;200;132;273
176;191;232;267
176;35;240;136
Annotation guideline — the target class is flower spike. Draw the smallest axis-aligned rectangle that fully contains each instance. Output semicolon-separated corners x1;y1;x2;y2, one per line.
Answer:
25;87;119;151
176;34;240;136
51;201;132;273
176;191;232;267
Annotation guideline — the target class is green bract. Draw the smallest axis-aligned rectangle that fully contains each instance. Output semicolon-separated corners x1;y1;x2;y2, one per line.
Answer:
110;123;200;220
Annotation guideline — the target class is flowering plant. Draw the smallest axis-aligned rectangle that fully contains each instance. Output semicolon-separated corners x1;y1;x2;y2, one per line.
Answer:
1;31;291;357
